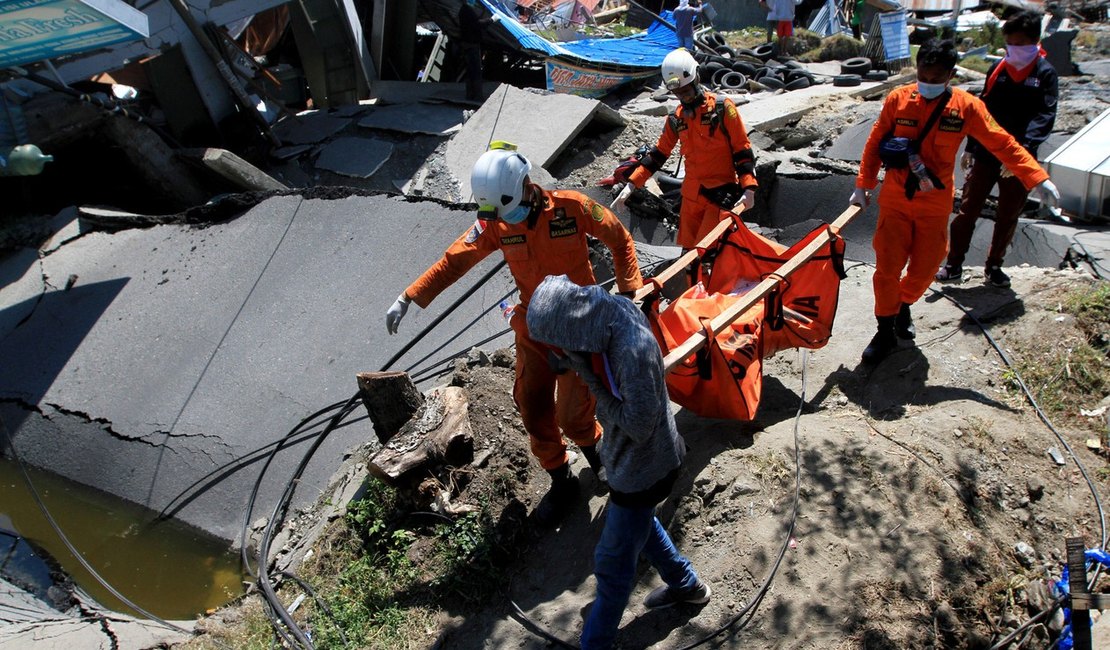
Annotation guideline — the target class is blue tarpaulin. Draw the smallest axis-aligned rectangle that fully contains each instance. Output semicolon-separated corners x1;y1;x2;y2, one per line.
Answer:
483;0;679;70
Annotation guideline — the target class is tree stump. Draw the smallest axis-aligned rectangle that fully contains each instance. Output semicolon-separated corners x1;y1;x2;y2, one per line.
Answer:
368;386;473;485
357;371;424;444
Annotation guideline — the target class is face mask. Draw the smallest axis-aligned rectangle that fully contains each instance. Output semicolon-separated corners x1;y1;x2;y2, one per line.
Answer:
916;81;948;100
501;202;532;224
1005;44;1040;68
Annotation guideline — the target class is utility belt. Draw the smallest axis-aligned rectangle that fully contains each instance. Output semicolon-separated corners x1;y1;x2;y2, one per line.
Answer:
699;182;742;209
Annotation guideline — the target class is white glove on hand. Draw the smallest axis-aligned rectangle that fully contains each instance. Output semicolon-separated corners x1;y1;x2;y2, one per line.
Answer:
610;183;633;211
490;13;501;22
849;187;869;208
1033;179;1060;209
960;152;974;171
739;188;756;211
386;293;410;335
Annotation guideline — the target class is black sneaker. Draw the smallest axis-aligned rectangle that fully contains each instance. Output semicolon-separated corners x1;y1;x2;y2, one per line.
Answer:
935;265;963;283
985;266;1010;288
532;471;580;527
644;580;712;609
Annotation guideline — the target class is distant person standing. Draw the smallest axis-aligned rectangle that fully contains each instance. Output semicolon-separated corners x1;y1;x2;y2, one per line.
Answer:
849;0;866;39
673;0;702;52
936;10;1058;288
766;0;801;57
457;0;501;102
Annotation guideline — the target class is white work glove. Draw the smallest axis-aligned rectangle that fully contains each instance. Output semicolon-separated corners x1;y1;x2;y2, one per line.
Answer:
739;188;755;211
490;13;501;22
1033;179;1060;209
960;152;974;171
386;293;411;335
610;183;633;211
848;187;870;208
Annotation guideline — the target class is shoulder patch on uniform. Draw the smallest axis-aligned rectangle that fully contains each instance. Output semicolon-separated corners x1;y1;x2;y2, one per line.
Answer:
464;219;485;244
591;202;605;223
726;102;738;119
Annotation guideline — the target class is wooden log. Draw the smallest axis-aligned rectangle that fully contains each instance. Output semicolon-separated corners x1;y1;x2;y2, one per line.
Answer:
357;371;425;443
662;205;862;372
368;386;473;484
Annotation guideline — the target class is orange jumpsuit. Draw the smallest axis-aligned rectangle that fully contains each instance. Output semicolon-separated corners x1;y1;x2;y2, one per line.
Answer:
406;189;643;470
630;92;758;248
857;85;1048;316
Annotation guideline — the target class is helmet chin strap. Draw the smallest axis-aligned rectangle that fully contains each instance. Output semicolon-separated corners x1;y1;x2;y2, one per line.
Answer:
680;83;705;110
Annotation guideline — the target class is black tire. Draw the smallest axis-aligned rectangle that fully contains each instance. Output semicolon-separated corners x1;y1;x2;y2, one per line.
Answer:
711;67;733;89
708;55;731;68
833;74;862;87
752;66;772;80
693;51;708;63
840;56;872;75
706;32;726;49
752;43;775;62
761;76;785;90
715;45;737;59
785;69;814;83
783;59;805;70
784;76;811;90
721;71;747;89
865;69;890;81
700;61;724;83
731;61;757;76
736;48;760;59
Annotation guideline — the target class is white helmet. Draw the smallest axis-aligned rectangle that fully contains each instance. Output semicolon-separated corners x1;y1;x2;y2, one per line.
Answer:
471;142;532;222
661;48;698;91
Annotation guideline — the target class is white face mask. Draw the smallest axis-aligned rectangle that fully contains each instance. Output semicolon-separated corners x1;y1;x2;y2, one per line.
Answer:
917;81;948;100
1005;44;1040;68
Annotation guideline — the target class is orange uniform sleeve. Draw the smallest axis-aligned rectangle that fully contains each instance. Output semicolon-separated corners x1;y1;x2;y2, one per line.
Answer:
857;91;898;191
723;99;758;189
404;220;498;309
629;116;679;188
577;194;644;293
964;96;1049;190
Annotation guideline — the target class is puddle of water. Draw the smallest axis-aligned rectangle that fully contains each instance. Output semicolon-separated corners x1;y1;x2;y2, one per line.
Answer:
0;457;245;620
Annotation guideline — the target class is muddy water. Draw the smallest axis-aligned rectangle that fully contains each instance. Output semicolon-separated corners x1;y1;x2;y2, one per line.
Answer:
0;457;245;620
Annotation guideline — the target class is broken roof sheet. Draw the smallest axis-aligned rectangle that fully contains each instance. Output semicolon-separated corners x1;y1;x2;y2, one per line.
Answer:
422;0;678;70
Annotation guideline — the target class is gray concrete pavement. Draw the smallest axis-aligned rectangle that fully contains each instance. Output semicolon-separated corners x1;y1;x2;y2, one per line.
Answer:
0;195;517;542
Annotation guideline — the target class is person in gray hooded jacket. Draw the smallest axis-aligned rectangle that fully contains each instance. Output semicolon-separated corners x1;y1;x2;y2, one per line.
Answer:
527;274;711;650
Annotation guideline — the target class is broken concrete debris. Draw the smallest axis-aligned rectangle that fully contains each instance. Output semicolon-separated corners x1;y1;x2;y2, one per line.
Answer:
315;137;394;178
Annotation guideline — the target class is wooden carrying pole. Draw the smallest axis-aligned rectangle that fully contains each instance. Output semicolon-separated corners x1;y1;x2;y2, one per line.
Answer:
633;205;746;302
662;205;862;372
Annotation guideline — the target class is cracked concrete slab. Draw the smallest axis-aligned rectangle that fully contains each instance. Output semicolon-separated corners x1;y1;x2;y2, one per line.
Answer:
0;249;46;342
0;195;522;542
315;137;394;178
430;84;624;202
273;111;352;145
357;103;466;136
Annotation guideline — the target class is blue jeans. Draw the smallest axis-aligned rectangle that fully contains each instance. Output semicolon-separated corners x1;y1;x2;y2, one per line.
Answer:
680;35;695;51
579;503;699;650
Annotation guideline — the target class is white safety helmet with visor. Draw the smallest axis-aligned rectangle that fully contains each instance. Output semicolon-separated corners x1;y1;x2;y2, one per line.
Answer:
661;48;699;91
471;142;533;224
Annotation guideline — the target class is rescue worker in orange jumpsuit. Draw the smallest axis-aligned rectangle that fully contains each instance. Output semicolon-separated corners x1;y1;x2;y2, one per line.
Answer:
386;143;644;525
850;38;1059;365
612;49;758;255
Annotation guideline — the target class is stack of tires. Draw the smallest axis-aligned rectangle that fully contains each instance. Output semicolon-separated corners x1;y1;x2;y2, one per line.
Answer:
692;33;889;94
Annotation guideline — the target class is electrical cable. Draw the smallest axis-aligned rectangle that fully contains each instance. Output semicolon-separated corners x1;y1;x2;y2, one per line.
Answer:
255;394;361;649
278;570;350;649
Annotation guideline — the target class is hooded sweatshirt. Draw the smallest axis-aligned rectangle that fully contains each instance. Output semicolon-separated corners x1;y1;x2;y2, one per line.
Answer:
526;275;685;495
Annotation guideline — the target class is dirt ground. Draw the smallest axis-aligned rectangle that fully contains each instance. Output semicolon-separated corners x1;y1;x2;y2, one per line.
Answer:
406;262;1108;650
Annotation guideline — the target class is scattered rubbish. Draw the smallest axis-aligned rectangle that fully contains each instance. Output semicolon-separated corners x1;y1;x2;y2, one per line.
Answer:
1080;406;1108;418
788;537;798;549
1086;438;1101;451
1048;446;1066;465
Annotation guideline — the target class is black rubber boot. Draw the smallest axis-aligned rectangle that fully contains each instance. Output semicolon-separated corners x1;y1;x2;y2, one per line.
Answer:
533;462;580;527
579;444;607;487
895;302;916;340
861;316;898;365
